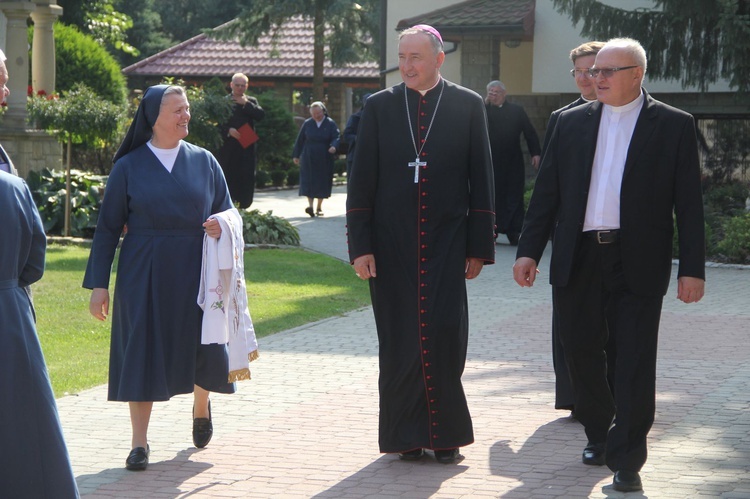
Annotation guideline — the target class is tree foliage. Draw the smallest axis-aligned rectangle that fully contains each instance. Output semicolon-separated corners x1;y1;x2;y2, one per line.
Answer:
28;83;127;159
45;23;128;104
152;0;246;43
211;0;380;100
57;0;138;56
116;0;178;67
182;78;234;152
552;0;750;92
254;91;298;170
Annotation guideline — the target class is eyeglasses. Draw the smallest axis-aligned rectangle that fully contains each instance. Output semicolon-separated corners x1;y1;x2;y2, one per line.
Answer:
569;69;592;78
587;66;639;78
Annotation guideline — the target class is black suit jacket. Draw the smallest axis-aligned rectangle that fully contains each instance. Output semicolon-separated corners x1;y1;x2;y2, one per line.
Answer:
518;90;705;297
541;97;586;155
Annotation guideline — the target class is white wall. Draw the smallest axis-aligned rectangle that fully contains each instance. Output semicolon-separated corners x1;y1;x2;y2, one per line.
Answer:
385;0;462;88
532;0;733;93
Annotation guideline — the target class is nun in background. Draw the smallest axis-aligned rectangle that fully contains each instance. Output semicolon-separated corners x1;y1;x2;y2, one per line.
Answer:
84;85;235;471
293;101;340;217
0;171;80;498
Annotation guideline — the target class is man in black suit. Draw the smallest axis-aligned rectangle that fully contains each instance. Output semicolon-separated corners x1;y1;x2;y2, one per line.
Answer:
513;38;705;493
542;41;606;416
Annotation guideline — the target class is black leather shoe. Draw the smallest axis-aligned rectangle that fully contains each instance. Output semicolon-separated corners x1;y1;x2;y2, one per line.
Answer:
434;448;460;464
305;207;315;217
582;442;606;466
193;400;213;448
398;448;424;461
125;445;149;471
613;470;642;492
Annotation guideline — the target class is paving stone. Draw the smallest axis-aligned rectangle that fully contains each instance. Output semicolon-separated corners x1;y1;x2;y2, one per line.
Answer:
55;186;750;498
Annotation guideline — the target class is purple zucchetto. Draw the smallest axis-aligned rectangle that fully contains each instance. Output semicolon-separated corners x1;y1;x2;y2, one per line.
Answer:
411;24;443;46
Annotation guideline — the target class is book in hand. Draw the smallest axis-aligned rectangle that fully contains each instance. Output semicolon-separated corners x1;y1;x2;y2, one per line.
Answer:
236;123;259;148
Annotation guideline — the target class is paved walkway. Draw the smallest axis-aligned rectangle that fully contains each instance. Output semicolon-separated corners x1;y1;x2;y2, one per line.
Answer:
59;186;750;498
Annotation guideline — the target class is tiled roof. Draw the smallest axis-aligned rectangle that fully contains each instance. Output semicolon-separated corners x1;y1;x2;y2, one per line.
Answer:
122;16;379;80
396;0;535;37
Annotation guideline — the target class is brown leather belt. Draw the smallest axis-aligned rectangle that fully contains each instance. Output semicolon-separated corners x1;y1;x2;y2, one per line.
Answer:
582;230;620;244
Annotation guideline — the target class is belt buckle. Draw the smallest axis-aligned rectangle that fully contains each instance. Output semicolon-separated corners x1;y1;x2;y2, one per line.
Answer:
597;230;611;244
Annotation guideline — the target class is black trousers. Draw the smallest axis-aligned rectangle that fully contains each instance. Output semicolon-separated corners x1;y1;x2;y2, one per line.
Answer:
552;297;617;410
554;235;663;472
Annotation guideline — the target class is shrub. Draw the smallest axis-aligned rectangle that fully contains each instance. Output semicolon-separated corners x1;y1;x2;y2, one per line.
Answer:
703;182;750;217
717;213;750;263
286;167;300;186
239;209;300;246
184;77;233;152
27;168;106;237
255;91;297;170
334;158;347;176
41;23;128;105
270;170;287;187
255;169;271;189
524;180;535;211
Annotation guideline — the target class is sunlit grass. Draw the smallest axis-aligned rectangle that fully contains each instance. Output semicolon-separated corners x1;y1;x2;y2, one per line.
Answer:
34;244;370;397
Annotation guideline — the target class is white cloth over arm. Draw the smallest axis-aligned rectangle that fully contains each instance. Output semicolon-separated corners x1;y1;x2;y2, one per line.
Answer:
198;208;259;382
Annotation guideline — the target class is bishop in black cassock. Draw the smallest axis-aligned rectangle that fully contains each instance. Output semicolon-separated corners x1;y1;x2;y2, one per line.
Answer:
346;25;495;463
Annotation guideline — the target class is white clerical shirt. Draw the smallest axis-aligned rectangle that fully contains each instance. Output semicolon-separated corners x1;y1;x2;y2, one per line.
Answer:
583;91;644;231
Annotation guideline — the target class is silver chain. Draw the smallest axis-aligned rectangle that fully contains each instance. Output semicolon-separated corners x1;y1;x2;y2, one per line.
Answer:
404;79;445;159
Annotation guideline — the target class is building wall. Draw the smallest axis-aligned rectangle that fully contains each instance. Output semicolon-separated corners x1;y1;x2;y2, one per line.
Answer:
385;0;461;89
0;130;62;178
499;41;534;95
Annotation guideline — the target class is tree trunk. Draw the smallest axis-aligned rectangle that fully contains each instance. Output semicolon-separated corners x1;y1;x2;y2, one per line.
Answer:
312;3;325;101
64;135;72;237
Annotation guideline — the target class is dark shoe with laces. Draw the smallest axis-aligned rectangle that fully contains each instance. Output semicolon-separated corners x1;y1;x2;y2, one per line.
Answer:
125;445;149;471
398;448;424;461
613;470;642;492
582;442;606;466
434;448;460;464
193;400;213;448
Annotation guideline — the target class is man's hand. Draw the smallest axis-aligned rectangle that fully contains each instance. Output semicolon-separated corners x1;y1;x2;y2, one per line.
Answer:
677;276;705;303
228;127;241;140
513;257;539;287
89;288;110;321
531;155;541;170
353;254;376;280
465;257;484;279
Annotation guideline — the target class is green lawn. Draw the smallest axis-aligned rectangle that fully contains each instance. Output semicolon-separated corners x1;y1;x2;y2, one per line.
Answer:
34;244;371;397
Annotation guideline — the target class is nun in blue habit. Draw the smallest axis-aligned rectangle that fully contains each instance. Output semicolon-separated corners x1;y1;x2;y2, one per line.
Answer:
0;171;80;497
83;85;234;471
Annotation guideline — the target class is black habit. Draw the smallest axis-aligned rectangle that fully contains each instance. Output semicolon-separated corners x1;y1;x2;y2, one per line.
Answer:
485;101;541;238
217;95;265;208
346;79;495;453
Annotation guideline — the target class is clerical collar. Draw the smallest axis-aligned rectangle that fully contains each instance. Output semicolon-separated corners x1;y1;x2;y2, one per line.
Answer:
604;89;644;114
415;76;442;96
581;95;596;103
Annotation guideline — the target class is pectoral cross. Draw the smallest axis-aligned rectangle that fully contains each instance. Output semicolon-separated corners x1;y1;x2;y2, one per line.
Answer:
408;156;426;183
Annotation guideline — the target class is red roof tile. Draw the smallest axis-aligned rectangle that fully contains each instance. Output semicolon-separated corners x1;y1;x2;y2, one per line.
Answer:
397;0;535;37
123;16;379;80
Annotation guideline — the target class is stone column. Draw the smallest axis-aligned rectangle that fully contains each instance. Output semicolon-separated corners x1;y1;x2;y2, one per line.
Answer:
1;2;35;129
30;3;63;96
